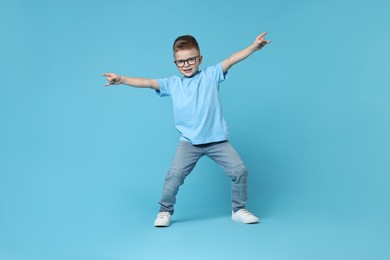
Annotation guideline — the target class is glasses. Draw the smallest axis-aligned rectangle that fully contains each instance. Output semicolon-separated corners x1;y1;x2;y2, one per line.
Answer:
174;56;200;67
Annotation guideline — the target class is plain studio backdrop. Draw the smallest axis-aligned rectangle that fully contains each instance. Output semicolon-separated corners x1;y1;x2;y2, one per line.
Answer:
1;0;389;259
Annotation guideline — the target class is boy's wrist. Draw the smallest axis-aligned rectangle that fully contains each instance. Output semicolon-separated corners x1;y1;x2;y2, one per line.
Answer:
118;75;124;84
249;43;259;52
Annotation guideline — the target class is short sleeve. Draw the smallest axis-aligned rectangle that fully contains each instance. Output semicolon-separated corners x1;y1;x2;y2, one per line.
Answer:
156;77;173;97
203;63;228;83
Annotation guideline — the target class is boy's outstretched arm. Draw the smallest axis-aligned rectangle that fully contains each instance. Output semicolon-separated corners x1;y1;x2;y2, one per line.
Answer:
221;32;271;73
102;73;159;91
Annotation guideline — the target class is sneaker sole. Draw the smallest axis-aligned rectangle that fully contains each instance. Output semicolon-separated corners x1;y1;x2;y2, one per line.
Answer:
154;223;170;227
232;217;259;224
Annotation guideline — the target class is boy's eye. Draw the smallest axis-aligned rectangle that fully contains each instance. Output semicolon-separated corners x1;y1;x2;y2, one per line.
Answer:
188;58;195;62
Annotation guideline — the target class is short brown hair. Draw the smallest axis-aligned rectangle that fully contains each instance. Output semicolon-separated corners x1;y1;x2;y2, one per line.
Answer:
173;35;200;53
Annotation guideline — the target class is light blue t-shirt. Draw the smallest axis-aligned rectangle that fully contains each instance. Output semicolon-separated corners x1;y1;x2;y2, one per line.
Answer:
156;63;229;145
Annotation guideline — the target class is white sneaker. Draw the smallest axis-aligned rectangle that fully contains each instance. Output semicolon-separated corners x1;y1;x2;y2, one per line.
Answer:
154;212;171;227
232;209;259;224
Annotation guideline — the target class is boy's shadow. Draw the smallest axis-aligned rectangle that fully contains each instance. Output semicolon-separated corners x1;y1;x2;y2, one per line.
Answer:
170;209;229;225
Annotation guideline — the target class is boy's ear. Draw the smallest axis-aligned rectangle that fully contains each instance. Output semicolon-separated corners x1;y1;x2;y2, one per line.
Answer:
199;55;203;64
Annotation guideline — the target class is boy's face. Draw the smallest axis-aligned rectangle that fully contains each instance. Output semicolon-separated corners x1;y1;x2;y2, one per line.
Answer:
174;48;203;77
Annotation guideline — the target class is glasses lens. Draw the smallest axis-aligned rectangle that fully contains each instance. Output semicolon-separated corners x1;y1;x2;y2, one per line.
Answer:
176;60;185;67
187;57;196;65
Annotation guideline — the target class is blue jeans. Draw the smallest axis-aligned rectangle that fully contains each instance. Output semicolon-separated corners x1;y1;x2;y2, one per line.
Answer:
159;140;248;214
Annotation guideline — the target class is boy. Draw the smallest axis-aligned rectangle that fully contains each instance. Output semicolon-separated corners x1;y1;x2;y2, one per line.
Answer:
103;32;271;227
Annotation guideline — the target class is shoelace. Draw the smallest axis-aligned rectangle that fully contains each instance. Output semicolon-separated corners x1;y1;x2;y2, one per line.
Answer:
157;212;170;219
237;209;253;216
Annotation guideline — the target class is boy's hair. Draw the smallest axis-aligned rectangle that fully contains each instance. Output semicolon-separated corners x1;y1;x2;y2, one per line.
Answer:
173;35;200;53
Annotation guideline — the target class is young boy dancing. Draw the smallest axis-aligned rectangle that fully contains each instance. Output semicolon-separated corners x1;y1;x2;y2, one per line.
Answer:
103;32;271;227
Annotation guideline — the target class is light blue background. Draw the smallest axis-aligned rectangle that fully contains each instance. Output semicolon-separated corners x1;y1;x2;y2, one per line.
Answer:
1;0;389;259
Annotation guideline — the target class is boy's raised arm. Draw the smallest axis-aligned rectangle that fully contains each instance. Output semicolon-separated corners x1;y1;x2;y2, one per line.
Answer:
102;73;159;91
221;32;271;73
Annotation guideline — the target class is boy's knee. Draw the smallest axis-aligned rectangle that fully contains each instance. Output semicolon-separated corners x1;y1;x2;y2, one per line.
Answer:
229;163;248;178
164;168;188;185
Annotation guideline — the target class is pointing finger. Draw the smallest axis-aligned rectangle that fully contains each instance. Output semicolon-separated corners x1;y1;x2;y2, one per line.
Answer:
258;32;268;40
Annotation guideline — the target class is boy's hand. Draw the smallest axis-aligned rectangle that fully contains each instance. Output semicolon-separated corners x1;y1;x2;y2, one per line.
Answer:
253;32;271;51
102;73;122;86
222;32;271;73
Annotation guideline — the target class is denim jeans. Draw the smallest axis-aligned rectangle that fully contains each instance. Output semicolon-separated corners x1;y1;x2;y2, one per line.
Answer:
159;140;248;214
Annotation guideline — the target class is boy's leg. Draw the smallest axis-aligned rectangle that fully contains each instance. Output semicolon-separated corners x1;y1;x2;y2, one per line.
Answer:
205;141;248;213
158;141;203;215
